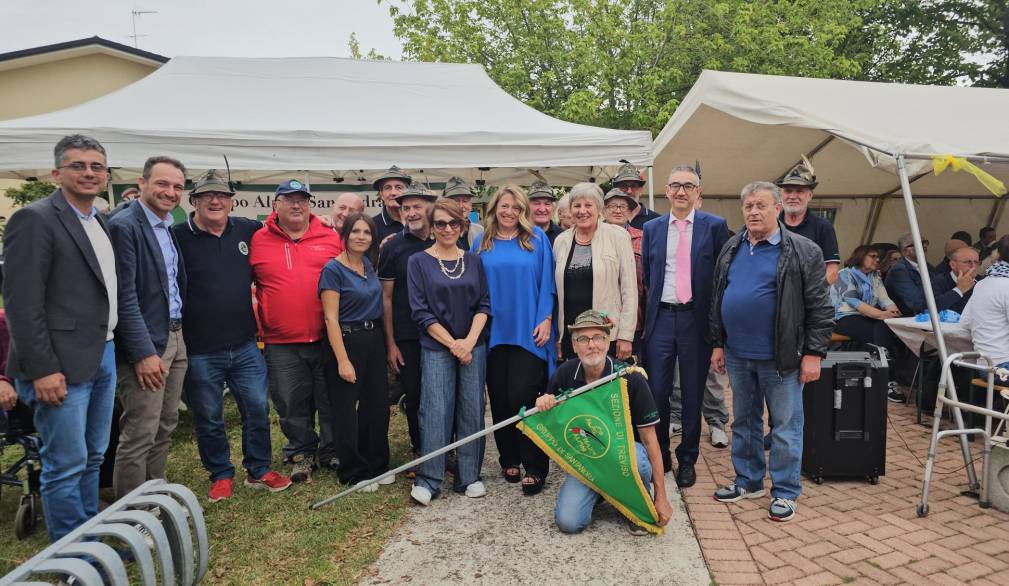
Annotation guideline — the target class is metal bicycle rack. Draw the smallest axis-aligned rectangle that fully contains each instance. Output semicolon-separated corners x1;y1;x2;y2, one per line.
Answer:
1;479;208;585
917;351;1009;517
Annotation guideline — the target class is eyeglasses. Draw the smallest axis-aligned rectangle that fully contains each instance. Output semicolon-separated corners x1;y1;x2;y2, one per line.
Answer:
195;193;233;201
866;253;879;259
573;334;608;346
953;259;981;266
59;162;107;173
605;203;630;212
278;197;310;207
433;219;461;231
667;182;698;193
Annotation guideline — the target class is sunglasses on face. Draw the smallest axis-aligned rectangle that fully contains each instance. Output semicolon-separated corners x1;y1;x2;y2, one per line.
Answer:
433;219;462;231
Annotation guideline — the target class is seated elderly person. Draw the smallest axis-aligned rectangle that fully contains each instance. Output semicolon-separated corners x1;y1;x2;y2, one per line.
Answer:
931;245;979;314
961;236;1009;371
886;232;966;316
535;310;672;535
833;245;903;401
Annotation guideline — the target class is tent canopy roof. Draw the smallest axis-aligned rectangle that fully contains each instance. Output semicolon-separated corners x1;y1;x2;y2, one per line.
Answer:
652;70;1009;197
0;56;651;185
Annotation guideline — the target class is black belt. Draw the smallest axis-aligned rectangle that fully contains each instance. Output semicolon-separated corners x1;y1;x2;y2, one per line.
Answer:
659;301;693;312
169;318;183;331
340;320;377;335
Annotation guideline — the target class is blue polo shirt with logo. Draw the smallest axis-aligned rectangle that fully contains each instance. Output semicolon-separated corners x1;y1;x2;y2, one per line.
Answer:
173;215;262;355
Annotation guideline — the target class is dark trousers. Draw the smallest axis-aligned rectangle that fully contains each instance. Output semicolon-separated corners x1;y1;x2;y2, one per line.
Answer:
265;342;331;462
645;307;709;470
835;315;896;349
322;329;390;484
486;344;549;478
399;339;423;454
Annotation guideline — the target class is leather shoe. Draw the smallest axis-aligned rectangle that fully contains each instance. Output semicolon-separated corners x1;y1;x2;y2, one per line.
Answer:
675;463;696;488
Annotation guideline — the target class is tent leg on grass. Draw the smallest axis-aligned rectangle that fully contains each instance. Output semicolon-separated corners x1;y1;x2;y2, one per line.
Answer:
311;369;626;510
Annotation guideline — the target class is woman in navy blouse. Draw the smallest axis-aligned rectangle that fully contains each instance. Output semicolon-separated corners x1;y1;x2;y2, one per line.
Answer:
407;199;491;505
472;185;556;496
319;213;391;489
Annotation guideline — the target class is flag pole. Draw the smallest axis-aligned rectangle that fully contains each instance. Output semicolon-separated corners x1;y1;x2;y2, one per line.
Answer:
311;367;629;509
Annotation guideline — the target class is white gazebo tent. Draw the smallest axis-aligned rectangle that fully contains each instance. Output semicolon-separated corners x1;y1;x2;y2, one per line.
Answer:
0;56;652;186
651;69;1009;511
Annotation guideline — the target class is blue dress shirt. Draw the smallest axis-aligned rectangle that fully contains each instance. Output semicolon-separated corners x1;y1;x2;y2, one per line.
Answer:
138;200;182;319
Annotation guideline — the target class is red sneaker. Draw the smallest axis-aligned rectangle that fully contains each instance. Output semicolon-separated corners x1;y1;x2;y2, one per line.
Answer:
208;478;233;502
244;471;293;493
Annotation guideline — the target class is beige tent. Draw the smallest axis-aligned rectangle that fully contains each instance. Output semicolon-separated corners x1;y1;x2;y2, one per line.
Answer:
648;70;1009;263
649;71;1009;501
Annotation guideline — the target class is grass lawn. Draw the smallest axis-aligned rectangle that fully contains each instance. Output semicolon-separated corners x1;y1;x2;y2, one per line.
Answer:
0;395;414;584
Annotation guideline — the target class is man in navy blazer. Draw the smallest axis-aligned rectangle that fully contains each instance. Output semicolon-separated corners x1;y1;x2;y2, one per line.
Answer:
885;232;974;317
108;156;189;499
641;164;730;487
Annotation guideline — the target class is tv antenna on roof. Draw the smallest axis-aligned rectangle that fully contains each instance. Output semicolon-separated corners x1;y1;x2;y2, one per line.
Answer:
128;9;158;48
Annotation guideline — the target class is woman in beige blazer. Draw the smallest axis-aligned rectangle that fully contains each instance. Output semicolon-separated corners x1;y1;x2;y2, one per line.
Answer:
553;182;638;361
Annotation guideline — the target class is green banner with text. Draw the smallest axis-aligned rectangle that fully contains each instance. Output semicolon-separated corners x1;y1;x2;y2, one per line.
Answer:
517;376;661;534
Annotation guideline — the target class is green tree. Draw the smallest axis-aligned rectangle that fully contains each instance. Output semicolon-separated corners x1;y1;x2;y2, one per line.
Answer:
4;181;55;208
859;0;1009;87
385;0;878;134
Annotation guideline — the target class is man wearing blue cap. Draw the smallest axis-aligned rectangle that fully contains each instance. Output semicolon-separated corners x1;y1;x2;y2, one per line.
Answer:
251;179;344;483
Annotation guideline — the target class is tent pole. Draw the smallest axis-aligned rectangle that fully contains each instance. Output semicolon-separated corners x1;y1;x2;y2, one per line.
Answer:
647;167;654;210
897;154;978;489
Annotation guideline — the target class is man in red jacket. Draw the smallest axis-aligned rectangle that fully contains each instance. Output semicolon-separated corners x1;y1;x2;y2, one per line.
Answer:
250;180;343;483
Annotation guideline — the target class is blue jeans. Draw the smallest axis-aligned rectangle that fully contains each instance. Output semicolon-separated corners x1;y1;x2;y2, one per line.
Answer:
555;442;652;533
15;341;116;542
415;344;487;495
184;340;272;481
724;351;804;500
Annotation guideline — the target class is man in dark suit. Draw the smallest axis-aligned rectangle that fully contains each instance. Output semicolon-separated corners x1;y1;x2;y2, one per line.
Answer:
3;135;136;541
886;232;972;316
641;164;730;487
109;156;189;499
931;245;979;314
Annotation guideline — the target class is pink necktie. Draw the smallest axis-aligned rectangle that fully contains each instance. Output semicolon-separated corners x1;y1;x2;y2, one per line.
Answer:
675;219;691;303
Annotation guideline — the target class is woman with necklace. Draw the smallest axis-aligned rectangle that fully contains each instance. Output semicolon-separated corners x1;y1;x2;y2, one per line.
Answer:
553;183;637;361
319;214;391;490
473;185;556;496
407;199;491;505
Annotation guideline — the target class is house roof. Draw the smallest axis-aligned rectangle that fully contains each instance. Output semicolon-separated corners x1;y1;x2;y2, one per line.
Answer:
0;36;168;72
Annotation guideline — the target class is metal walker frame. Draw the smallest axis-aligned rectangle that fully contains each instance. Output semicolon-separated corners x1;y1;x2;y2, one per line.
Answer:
917;351;1009;517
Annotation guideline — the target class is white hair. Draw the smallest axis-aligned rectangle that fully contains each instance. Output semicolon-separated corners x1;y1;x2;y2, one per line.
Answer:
568;182;604;210
557;193;572;213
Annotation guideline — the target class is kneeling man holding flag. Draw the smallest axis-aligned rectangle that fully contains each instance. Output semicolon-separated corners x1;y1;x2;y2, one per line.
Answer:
521;310;673;535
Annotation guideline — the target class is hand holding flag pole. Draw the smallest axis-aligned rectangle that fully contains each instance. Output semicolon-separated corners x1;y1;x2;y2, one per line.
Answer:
311;367;629;510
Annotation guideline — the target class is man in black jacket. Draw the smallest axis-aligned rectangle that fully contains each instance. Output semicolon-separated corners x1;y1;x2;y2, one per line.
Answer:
708;181;833;523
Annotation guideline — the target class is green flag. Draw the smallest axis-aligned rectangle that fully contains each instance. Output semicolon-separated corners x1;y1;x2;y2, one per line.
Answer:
517;375;662;534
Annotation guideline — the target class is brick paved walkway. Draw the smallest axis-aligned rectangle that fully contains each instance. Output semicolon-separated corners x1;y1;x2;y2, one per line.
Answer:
683;396;1009;585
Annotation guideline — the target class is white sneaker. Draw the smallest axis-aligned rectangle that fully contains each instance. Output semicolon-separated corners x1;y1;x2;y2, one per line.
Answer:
710;427;729;448
359;482;379;493
669;423;682;436
378;474;396;485
464;481;487;498
411;485;432;506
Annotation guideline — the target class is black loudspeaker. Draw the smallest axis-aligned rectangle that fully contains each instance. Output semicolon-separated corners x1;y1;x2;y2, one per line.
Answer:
987;443;1009;514
802;351;888;484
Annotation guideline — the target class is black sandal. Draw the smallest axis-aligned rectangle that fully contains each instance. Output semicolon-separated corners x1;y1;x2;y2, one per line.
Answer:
502;467;521;483
521;474;545;495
